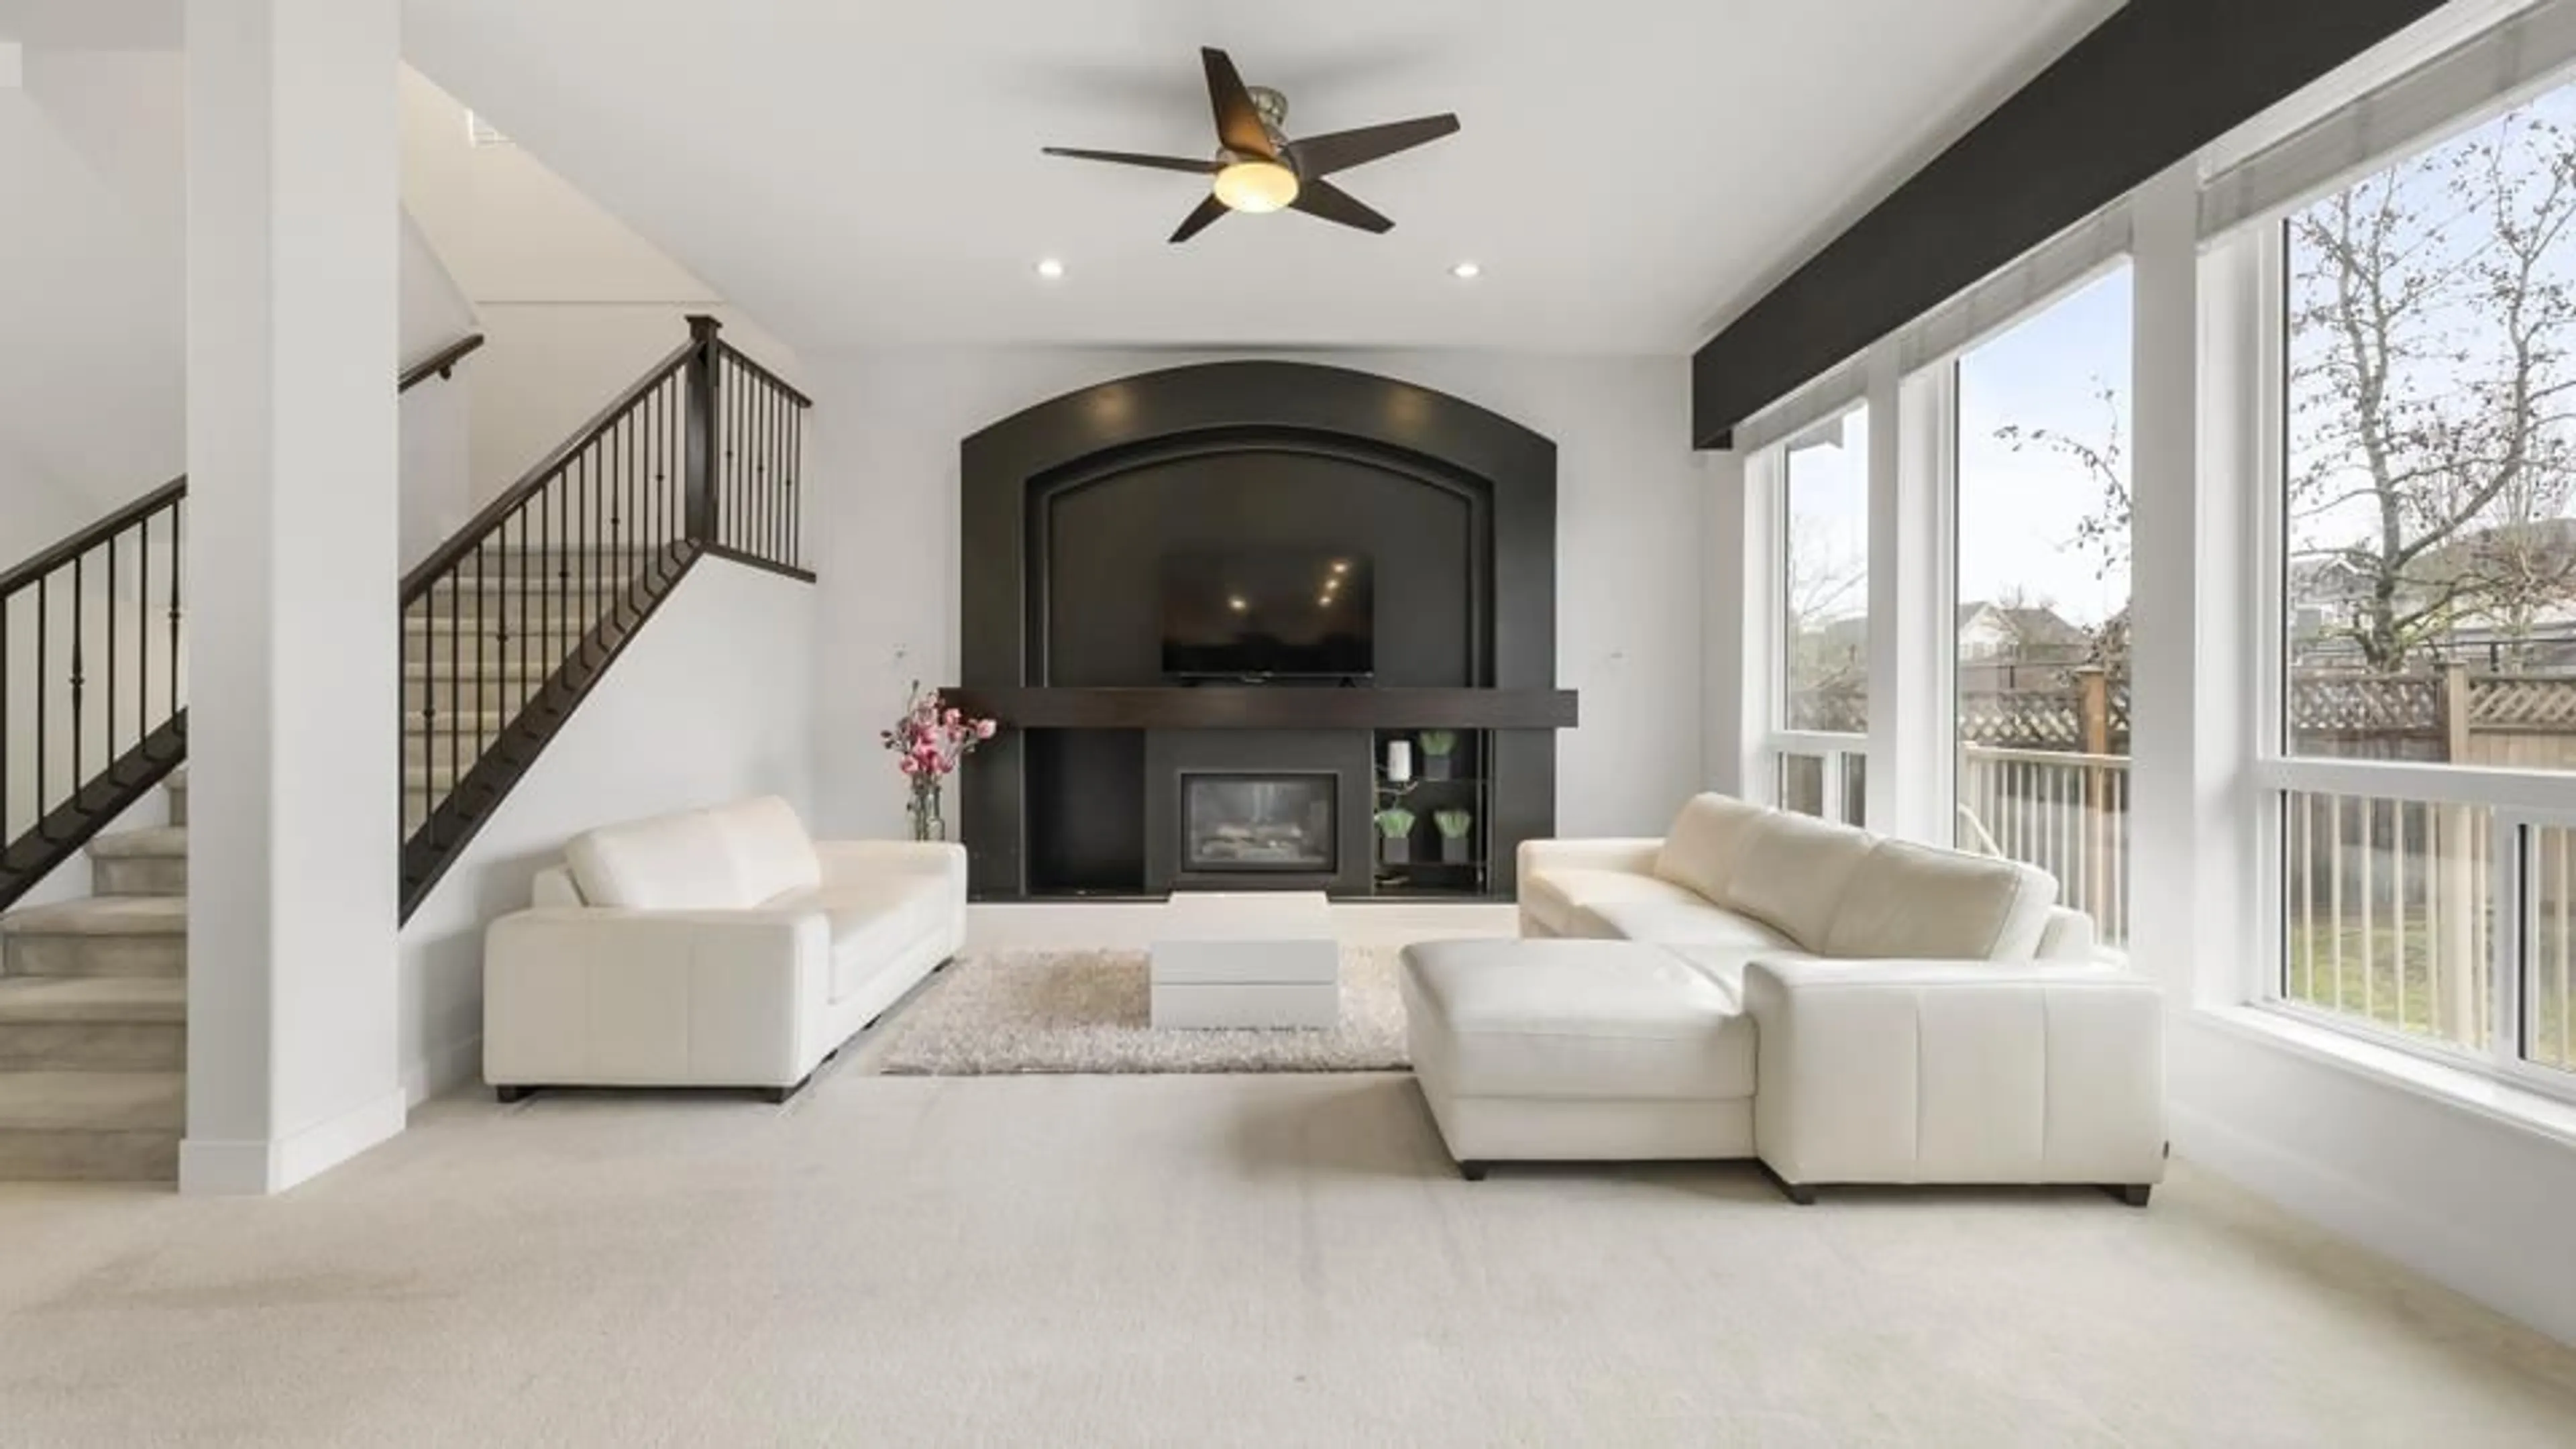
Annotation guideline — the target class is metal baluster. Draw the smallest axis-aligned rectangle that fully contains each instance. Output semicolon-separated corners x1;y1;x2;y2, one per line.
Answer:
555;470;570;680
476;541;489;775
106;534;118;759
788;398;802;568
137;515;150;753
70;553;85;789
447;535;460;816
36;578;48;828
168;501;182;732
617;407;633;596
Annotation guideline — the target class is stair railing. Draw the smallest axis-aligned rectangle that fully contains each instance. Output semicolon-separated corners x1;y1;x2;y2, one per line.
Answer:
0;480;189;907
398;315;810;916
0;333;486;913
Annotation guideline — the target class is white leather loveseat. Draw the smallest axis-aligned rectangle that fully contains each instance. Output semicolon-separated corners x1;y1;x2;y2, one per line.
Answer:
1401;794;2166;1203
483;796;965;1102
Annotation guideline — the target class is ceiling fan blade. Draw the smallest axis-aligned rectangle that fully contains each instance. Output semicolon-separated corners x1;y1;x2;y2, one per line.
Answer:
1201;47;1277;159
1288;178;1393;234
1169;193;1230;244
1042;146;1221;174
1288;114;1460;176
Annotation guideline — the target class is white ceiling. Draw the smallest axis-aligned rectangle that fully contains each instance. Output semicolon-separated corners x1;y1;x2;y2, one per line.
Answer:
15;1;2123;356
405;0;2126;354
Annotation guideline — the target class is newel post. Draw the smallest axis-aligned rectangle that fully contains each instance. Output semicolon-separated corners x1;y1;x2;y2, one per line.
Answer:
683;313;723;544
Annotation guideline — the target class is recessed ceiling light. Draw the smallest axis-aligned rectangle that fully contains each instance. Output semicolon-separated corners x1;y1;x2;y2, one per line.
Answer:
1450;260;1482;280
1034;258;1067;280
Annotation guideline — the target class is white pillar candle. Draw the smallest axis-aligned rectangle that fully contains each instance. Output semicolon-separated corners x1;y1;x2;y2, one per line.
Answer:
1386;739;1414;783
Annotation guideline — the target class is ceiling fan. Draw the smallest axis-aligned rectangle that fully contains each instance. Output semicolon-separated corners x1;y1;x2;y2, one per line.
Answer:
1042;47;1460;244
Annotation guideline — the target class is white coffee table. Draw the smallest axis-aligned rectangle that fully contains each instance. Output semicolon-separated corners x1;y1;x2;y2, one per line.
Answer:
1148;890;1340;1029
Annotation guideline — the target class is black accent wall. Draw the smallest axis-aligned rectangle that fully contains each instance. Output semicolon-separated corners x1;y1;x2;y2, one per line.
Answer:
956;360;1562;901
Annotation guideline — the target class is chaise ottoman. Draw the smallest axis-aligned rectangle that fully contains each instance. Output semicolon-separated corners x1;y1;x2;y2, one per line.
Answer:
1398;938;1757;1179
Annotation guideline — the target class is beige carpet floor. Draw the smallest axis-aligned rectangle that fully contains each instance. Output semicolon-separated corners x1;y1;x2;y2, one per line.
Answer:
877;947;1408;1074
3;1070;2575;1446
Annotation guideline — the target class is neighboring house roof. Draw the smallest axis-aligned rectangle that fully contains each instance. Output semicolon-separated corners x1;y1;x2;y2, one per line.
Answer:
1957;600;2088;655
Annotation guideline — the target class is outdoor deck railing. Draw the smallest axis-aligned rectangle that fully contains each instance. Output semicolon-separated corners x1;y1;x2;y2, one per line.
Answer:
1956;744;2132;947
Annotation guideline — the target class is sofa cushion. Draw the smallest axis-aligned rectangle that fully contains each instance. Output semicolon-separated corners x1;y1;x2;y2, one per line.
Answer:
1399;939;1756;1101
1521;867;1709;937
1574;896;1798;952
2036;906;2099;963
1652;794;1770;904
566;808;749;911
1823;839;2059;963
710;796;822;903
1719;810;1878;951
765;877;950;1004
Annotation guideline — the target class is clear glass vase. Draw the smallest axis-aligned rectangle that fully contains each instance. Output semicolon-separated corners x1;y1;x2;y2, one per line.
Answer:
908;780;947;842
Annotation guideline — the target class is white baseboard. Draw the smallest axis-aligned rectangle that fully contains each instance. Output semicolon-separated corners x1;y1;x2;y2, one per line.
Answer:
178;1088;409;1196
407;1032;484;1106
2172;1097;2576;1346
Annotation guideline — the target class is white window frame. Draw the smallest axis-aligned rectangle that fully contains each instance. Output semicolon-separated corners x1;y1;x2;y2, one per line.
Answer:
1759;411;1872;824
2243;158;2576;1102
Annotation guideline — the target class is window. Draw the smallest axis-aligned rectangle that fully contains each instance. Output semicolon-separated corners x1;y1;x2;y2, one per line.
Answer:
2272;87;2576;1081
1782;408;1870;733
1770;406;1870;826
1953;268;2135;946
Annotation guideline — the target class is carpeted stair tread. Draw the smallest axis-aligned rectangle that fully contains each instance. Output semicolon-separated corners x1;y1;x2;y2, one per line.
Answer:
1;895;187;938
85;826;188;861
0;1072;183;1132
0;977;184;1024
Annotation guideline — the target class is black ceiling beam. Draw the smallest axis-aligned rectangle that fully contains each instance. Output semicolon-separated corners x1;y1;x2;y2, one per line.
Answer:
1690;0;2449;450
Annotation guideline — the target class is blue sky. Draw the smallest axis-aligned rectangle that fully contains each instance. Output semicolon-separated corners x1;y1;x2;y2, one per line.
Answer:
1784;266;2135;633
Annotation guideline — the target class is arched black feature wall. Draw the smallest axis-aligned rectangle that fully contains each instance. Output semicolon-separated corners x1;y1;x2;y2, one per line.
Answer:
954;360;1566;901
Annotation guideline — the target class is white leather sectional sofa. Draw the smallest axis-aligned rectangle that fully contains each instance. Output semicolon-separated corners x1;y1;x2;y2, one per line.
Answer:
483;796;965;1102
1401;793;2167;1203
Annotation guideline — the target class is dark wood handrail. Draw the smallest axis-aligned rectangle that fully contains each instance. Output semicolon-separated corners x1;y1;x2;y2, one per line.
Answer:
7;334;484;599
0;475;185;600
400;337;697;603
714;341;814;409
398;332;487;393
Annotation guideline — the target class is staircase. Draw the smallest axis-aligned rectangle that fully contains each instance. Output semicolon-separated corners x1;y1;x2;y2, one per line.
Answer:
0;317;811;1183
0;766;187;1179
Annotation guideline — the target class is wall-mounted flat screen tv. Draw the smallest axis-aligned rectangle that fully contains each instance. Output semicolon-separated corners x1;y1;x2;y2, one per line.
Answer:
1160;551;1374;681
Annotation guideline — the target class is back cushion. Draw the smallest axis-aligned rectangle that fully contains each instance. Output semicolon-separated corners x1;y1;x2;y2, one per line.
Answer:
709;796;822;903
566;808;751;911
1719;810;1878;951
1652;794;1770;903
1823;839;2060;963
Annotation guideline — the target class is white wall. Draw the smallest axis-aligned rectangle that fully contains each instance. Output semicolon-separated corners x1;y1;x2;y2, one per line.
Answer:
396;68;802;500
396;556;817;1102
2172;1016;2576;1346
0;48;186;545
398;368;474;569
804;347;1702;841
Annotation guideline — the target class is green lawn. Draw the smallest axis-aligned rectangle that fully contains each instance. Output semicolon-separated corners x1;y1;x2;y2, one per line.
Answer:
2284;920;2576;1070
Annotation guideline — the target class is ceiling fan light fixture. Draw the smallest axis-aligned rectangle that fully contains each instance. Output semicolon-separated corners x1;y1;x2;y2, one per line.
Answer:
1212;159;1299;214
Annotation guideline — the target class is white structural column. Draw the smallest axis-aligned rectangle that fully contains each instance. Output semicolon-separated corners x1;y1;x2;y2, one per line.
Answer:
1699;448;1766;798
184;0;405;1193
1865;341;1944;841
2125;161;2255;1004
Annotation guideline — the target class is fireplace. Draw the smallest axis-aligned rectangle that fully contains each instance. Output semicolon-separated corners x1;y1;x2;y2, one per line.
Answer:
1181;773;1336;873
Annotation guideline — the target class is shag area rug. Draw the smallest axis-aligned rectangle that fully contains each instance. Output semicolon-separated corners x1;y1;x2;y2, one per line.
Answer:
874;947;1409;1075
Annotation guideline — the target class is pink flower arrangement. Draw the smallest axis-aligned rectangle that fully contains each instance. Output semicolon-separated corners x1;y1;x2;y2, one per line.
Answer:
881;682;996;839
